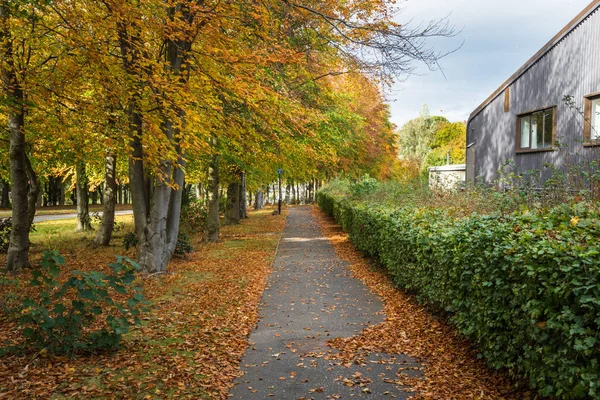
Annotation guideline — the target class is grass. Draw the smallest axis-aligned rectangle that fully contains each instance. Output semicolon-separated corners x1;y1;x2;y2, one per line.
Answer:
30;215;134;252
0;206;287;399
328;177;598;218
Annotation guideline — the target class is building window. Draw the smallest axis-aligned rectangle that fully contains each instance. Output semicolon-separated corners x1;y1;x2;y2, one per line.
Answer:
584;94;600;143
517;107;555;152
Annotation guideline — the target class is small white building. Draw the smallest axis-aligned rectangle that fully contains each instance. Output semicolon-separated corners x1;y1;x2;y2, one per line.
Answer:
429;164;466;190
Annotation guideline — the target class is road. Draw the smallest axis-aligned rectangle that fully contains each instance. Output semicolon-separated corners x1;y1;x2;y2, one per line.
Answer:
33;210;134;223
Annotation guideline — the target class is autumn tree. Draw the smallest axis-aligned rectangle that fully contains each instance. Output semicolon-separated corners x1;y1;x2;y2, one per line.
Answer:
397;105;448;168
1;1;53;272
1;0;456;273
425;121;467;167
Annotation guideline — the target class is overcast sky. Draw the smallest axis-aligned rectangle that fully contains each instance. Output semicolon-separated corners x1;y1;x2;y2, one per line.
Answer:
388;0;593;128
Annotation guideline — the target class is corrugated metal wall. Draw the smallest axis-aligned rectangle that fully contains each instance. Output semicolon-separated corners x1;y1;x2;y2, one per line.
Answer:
468;6;600;183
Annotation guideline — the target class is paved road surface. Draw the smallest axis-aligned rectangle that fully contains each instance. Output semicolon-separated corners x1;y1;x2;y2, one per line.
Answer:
229;206;421;399
33;210;133;223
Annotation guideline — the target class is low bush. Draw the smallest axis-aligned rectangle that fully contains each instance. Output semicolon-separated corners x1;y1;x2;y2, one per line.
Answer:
0;218;36;253
318;188;600;399
91;212;124;233
0;217;11;253
180;199;207;234
349;175;379;196
123;232;139;251
10;250;147;355
174;232;193;257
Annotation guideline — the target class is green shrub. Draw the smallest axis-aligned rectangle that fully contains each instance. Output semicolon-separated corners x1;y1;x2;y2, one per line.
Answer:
350;175;379;196
91;212;124;233
15;250;147;355
123;232;139;250
0;217;36;253
180;199;207;234
318;189;600;399
0;217;11;253
174;232;193;257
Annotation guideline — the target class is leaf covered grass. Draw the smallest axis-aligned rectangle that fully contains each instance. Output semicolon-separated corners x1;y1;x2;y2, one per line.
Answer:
0;208;286;399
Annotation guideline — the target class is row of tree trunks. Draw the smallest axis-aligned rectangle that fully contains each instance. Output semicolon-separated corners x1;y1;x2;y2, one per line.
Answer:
117;184;131;205
4;175;134;209
200;174;322;246
41;176;66;207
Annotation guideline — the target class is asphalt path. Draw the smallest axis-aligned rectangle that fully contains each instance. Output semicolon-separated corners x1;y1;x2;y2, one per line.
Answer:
229;206;421;399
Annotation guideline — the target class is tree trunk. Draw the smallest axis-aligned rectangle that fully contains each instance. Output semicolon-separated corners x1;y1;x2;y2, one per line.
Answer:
6;120;30;272
195;183;202;202
292;180;297;204
35;189;42;207
24;155;40;232
254;190;264;210
240;173;248;219
76;161;92;232
59;181;65;206
42;181;48;207
46;177;53;206
94;151;117;246
204;151;220;242
265;184;270;205
115;2;196;273
3;5;31;272
285;183;291;204
58;181;66;207
224;182;241;225
0;179;10;208
5;108;30;272
131;119;187;273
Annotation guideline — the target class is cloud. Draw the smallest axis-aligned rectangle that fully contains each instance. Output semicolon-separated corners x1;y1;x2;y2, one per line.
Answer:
388;0;592;127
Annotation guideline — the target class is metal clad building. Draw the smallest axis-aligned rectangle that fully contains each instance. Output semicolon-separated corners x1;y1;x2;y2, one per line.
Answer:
466;0;600;183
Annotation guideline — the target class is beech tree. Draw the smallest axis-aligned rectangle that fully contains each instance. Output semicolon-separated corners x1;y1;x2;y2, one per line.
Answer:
2;1;47;272
2;0;455;274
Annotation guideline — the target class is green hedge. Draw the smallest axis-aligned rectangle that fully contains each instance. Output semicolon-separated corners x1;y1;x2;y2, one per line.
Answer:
318;191;600;399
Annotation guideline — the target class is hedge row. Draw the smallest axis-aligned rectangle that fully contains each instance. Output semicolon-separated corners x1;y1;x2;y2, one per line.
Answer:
318;191;600;399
